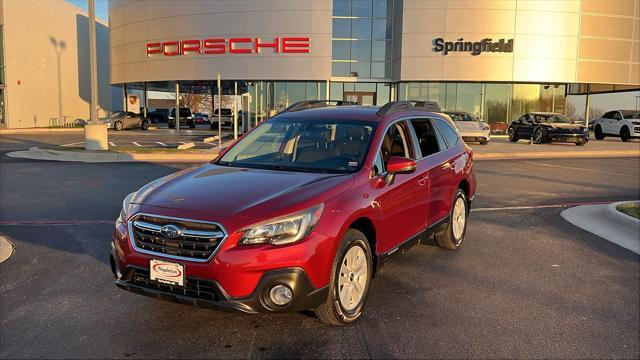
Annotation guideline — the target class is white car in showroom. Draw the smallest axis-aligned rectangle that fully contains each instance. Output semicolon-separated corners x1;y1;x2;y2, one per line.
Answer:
592;110;640;142
444;111;491;145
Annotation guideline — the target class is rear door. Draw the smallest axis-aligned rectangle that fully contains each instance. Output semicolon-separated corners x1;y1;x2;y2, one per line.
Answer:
428;118;463;225
407;118;447;228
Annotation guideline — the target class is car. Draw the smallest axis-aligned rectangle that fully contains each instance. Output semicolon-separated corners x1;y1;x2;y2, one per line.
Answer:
444;111;491;145
508;112;589;146
210;108;234;129
591;110;640;142
168;107;195;128
110;100;477;325
194;113;210;125
104;111;149;131
148;109;169;123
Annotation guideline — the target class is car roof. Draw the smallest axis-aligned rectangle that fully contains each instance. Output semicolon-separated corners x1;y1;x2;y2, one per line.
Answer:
530;112;562;116
273;105;448;123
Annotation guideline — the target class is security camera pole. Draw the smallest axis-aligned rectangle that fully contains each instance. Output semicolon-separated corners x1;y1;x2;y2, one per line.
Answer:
84;0;108;150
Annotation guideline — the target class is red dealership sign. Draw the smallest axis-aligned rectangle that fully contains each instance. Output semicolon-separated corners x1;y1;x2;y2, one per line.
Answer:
146;37;310;57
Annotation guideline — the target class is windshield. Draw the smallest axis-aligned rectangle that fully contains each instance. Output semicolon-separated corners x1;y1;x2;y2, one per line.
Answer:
535;114;569;123
110;111;126;118
446;112;478;122
217;119;376;173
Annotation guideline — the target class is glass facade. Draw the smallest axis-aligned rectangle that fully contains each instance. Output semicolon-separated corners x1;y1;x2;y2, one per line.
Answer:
399;82;567;133
332;0;393;80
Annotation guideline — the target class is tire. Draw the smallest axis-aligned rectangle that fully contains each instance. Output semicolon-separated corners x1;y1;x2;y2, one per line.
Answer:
140;120;149;131
620;126;631;142
533;127;545;144
508;127;518;142
594;125;605;140
314;229;372;326
114;121;123;131
479;139;488;145
575;141;586;146
435;189;469;250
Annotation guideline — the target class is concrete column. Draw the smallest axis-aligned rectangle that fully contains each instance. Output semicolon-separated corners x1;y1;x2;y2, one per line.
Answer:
584;84;591;127
84;0;107;151
234;81;238;139
217;74;222;148
175;82;180;132
143;82;148;118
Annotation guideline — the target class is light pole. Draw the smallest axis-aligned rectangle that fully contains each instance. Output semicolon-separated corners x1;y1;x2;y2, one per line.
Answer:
84;0;108;150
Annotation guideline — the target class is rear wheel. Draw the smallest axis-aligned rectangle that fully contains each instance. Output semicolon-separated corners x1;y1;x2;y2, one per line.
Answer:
140;120;149;131
533;127;545;144
435;189;468;250
508;127;518;142
315;229;372;325
620;126;631;142
594;125;605;140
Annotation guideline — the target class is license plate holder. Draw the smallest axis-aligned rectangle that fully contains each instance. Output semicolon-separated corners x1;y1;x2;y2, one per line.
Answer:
150;259;185;287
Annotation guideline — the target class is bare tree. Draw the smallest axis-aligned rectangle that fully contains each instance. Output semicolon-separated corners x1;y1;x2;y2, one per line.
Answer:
180;93;211;113
589;107;604;121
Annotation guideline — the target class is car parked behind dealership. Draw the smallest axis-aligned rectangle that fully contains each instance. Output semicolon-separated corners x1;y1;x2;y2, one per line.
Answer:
168;107;195;129
210;108;233;129
104;111;149;131
592;110;640;142
111;100;477;325
444;111;491;145
508;112;589;145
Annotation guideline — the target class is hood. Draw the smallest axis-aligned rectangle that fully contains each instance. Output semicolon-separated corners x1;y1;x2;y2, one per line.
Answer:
540;122;583;130
132;163;354;222
454;121;487;131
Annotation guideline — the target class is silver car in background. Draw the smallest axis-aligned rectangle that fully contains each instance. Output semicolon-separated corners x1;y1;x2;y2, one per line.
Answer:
444;111;491;145
104;111;149;131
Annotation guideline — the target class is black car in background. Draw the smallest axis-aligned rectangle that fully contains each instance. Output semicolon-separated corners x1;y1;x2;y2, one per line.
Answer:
508;112;589;146
168;107;195;129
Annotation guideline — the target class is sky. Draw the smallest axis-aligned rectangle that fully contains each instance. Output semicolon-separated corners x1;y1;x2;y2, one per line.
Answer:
66;0;109;22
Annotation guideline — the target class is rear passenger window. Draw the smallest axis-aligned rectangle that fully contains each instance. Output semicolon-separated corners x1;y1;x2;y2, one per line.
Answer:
409;119;441;158
380;122;413;169
434;118;459;149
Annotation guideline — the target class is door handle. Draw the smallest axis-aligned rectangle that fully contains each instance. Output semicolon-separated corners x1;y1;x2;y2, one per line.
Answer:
418;175;428;186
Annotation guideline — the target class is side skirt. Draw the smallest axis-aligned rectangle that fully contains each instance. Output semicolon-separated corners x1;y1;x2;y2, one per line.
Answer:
375;216;450;272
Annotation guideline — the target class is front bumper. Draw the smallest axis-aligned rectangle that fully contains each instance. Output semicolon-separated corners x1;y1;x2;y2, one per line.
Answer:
110;216;335;313
460;130;490;143
548;132;589;142
114;264;328;313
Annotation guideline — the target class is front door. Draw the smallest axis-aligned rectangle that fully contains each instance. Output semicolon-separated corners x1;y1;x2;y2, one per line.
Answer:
344;92;376;106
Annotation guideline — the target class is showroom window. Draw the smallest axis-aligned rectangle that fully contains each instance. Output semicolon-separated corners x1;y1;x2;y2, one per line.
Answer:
332;0;393;79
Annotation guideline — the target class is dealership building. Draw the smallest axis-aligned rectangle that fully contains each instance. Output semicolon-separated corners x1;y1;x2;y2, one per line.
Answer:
109;0;639;130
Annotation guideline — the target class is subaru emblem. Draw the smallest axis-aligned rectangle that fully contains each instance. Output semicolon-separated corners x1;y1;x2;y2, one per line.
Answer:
160;224;182;239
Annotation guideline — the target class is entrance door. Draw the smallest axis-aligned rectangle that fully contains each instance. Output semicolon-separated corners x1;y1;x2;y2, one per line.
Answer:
344;91;376;106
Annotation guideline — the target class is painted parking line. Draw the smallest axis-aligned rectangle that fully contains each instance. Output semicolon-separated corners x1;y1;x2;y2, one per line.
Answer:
60;141;84;147
132;142;142;147
0;220;113;226
523;161;630;176
155;142;168;147
109;142;117;147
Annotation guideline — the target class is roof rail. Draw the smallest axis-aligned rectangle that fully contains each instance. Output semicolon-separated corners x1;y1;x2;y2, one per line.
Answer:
278;100;358;114
376;100;442;117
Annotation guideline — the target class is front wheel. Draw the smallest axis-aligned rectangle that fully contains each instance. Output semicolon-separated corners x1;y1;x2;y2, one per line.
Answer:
533;127;545;144
508;127;518;142
113;121;123;131
435;189;468;250
140;120;149;131
620;126;631;142
594;125;605;140
315;229;372;325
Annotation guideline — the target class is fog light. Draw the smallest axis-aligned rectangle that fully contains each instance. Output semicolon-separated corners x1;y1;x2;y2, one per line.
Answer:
269;285;293;306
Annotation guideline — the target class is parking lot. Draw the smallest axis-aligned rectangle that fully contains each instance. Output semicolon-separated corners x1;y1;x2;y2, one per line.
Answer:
0;133;638;358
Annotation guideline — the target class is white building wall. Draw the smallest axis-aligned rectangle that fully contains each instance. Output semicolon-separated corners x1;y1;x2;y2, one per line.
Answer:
1;0;119;128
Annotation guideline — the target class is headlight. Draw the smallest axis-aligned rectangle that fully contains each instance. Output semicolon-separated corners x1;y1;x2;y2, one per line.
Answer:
238;204;324;246
481;123;490;131
117;192;136;223
632;121;640;126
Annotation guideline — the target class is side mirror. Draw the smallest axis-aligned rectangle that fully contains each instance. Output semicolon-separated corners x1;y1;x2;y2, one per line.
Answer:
384;156;416;186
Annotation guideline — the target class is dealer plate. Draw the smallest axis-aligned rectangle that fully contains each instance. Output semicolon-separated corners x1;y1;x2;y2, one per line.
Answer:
150;259;185;287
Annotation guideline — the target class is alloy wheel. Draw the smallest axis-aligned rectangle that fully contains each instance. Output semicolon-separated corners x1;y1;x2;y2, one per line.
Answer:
534;129;543;144
338;245;368;311
508;127;515;140
452;197;466;243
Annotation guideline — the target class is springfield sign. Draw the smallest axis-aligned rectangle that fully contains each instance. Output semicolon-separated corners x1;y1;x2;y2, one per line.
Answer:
432;38;513;56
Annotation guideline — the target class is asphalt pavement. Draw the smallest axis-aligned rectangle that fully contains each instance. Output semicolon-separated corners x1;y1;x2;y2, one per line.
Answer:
0;148;638;358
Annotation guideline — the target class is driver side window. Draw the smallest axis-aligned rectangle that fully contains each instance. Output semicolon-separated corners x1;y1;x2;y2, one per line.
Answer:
380;122;412;170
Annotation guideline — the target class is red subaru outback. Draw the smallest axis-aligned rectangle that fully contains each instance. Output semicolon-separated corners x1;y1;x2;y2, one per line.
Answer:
111;101;476;325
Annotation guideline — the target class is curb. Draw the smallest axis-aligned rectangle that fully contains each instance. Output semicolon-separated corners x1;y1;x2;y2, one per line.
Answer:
1;128;85;134
561;201;640;254
6;147;218;163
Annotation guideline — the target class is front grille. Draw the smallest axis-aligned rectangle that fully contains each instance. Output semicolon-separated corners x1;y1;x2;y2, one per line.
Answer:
130;213;226;261
126;268;219;301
